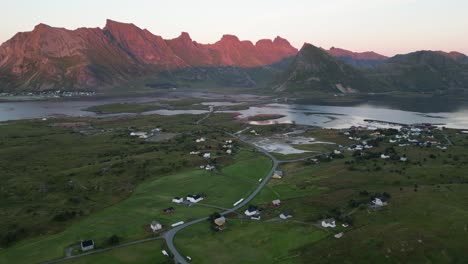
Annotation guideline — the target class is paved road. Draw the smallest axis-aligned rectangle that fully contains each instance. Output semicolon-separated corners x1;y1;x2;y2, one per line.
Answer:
443;134;453;146
164;132;280;264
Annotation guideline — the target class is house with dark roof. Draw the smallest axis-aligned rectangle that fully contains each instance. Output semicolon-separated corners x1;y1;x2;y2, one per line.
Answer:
280;211;292;220
163;207;175;214
81;240;94;251
272;170;284;179
244;205;258;216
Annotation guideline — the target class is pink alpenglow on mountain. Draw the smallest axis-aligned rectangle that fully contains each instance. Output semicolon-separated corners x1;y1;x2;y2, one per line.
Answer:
0;19;298;90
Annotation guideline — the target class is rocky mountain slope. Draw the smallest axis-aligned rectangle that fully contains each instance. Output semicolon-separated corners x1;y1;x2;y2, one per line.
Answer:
276;43;372;93
0;19;297;91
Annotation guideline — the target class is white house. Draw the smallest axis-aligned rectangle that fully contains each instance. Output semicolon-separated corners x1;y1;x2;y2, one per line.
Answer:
400;157;408;162
244;207;258;216
251;214;261;221
130;132;148;139
205;165;215;171
280;212;292;220
372;197;388;206
187;195;203;203
150;221;162;232
334;150;342;155
172;197;184;204
271;199;281;206
162;250;169;256
334;232;344;239
80;240;95;251
203;153;211;159
226;149;232;154
195;137;206;143
321;218;336;228
190;151;200;155
381;154;390;159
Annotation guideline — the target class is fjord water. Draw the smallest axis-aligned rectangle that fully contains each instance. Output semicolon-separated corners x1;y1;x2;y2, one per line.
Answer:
1;98;468;129
236;103;468;129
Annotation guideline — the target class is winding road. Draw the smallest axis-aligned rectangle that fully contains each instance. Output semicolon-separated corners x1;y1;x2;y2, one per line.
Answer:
163;132;284;264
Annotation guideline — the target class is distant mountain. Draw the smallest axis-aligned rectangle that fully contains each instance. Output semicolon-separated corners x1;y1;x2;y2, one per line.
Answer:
368;50;468;92
327;47;388;68
0;23;144;90
276;43;372;93
0;19;297;91
436;51;468;64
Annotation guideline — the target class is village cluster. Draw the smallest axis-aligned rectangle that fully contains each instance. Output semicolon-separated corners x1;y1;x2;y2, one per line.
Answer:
340;123;450;162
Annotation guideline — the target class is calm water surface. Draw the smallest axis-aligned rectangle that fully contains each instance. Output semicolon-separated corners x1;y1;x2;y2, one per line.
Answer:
1;99;468;129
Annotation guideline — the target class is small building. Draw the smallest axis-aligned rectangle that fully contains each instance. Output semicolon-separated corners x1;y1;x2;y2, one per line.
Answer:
342;223;349;228
400;157;408;162
203;153;211;159
334;150;342;155
251;214;261;221
81;240;94;251
334;232;344;239
205;165;215;171
187;194;204;203
214;216;226;230
272;170;284;179
162;250;169;256
280;212;292;220
226;149;232;155
195;138;206;143
381;154;390;159
271;199;281;206
321;218;336;228
163;207;175;214
244;206;258;216
372;197;388;207
172;197;184;204
130;132;148;139
150;221;162;232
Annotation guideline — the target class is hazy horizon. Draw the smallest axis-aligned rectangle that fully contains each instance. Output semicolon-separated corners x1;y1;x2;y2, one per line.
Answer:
2;0;468;56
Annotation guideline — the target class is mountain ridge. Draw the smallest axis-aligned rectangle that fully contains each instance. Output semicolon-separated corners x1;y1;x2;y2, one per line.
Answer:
0;19;297;91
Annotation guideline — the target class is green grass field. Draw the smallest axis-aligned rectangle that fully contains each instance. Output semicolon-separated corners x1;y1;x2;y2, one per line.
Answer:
174;221;328;264
0;152;271;264
2;105;468;264
63;240;172;264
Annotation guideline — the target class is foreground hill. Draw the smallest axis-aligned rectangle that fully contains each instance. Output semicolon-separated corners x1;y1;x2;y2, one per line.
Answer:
0;20;297;91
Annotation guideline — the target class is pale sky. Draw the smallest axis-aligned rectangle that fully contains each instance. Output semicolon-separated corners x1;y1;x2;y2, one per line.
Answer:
1;0;468;56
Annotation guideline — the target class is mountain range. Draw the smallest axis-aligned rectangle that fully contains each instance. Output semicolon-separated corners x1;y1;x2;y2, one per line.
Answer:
1;19;467;94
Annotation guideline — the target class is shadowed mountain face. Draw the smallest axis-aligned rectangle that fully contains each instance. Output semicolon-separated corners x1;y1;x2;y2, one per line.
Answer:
276;45;468;94
327;47;388;68
0;19;297;91
368;51;468;92
276;43;373;93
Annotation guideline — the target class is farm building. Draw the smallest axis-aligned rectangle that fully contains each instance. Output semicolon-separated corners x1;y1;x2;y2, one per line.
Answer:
81;240;94;251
